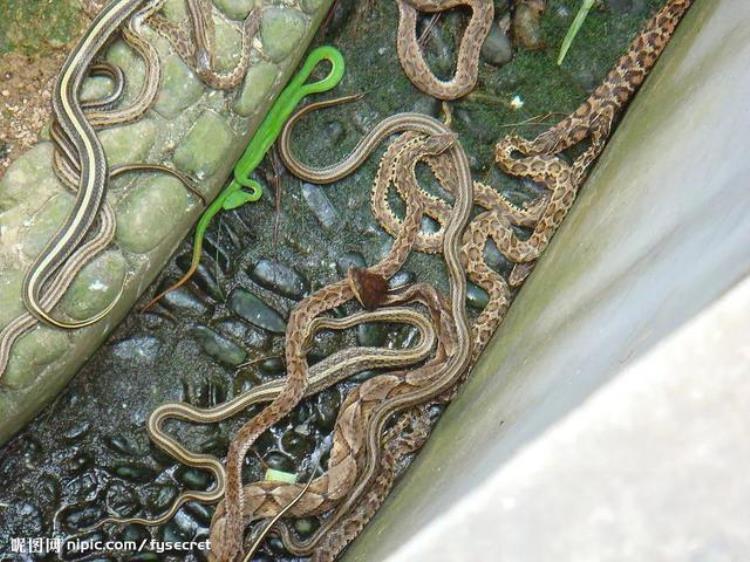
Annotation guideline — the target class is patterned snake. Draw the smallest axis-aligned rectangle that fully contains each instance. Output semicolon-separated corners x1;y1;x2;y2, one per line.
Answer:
396;0;495;100
212;1;692;559
55;0;692;560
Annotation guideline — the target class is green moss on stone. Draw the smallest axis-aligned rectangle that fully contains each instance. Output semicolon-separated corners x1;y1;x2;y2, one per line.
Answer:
173;110;235;178
116;175;191;254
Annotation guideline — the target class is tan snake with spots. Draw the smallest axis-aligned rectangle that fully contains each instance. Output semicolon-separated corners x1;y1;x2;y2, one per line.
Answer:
87;0;692;559
396;0;495;100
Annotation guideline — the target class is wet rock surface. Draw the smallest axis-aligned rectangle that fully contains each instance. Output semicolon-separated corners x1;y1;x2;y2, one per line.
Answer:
0;1;666;560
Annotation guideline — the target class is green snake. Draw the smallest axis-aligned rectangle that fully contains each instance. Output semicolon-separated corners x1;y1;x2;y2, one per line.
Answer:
143;45;347;310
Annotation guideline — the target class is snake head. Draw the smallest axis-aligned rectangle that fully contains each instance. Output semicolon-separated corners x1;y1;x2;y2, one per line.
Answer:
423;132;459;156
348;267;389;310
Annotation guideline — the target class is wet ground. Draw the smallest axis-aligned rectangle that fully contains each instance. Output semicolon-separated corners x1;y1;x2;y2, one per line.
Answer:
0;1;663;560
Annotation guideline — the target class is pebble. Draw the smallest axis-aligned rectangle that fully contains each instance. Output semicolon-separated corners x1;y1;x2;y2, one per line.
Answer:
105;434;141;457
111;461;158;483
250;258;309;299
190;325;247;367
63;421;91;443
234;61;279;117
301;182;339;230
466;282;490;310
112;336;162;363
173;110;235;179
357;322;388;347
481;19;513;66
175;466;213;490
513;0;546;51
228;288;287;334
389;270;416;290
153;54;203;119
260;7;307;62
157;285;210;316
336;251;367;276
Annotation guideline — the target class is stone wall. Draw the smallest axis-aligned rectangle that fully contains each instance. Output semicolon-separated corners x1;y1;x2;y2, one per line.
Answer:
0;0;332;445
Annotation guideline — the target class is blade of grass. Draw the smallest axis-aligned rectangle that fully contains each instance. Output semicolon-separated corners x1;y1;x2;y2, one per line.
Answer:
557;0;596;65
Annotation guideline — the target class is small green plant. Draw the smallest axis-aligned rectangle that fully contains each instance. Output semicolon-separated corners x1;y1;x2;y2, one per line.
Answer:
557;0;596;65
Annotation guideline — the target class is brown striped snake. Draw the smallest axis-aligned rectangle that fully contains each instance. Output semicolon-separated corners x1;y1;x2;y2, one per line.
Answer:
0;0;201;380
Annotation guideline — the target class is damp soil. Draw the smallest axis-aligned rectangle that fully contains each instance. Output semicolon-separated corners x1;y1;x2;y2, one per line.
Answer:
0;1;664;560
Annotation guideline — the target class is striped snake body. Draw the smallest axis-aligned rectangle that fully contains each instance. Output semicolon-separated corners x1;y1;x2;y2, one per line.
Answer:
21;0;148;331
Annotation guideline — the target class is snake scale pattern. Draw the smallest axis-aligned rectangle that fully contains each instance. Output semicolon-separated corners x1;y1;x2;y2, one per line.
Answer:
2;0;694;560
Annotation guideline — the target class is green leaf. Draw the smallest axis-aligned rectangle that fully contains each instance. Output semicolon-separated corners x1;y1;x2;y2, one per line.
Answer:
558;0;596;66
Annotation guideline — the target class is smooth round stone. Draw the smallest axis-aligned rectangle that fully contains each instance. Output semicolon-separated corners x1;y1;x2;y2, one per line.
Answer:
190;325;247;366
105;434;141;457
106;39;145;106
212;16;243;73
0;143;62;208
466;282;490;311
162;0;188;21
175;466;212;490
153;54;204;119
60;251;127;321
0;268;24;328
389;270;416;290
481;21;513;66
294;517;320;542
63;421;91;443
112;336;163;363
259;356;285;376
300;0;326;14
111;462;158;483
261;7;307;62
228;288;286;334
301;183;338;230
173;110;235;178
116;175;190;254
250;258;309;299
233;61;279;117
80;76;114;105
158;286;210;316
185;501;213;526
21;192;74;259
336;251;366;276
215;0;256;20
100;118;157;167
484;237;511;272
357;322;387;347
2;327;69;390
118;524;150;546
